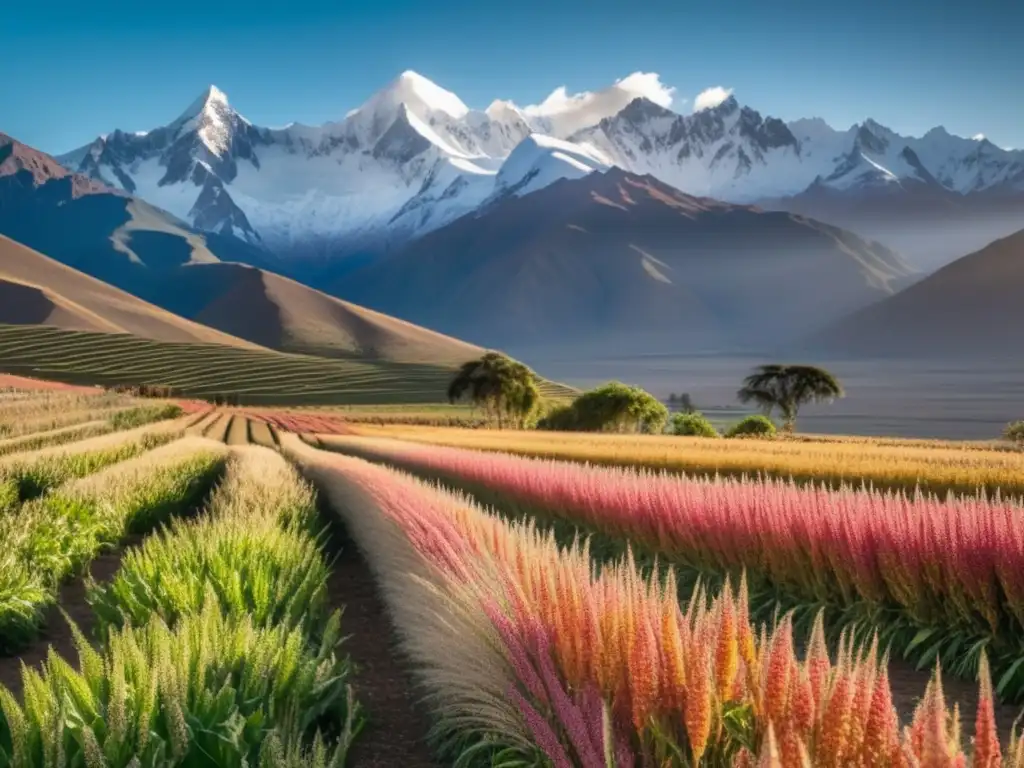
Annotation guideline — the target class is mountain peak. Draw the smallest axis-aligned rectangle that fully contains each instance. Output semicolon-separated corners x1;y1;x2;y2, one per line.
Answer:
373;70;469;120
697;94;739;115
485;99;527;122
176;85;232;125
618;97;677;124
167;84;246;159
860;118;898;139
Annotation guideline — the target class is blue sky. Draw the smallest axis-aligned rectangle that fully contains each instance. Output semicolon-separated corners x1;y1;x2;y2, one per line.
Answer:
5;0;1020;154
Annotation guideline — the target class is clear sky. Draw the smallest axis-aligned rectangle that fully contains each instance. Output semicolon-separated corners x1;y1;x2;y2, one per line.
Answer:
5;0;1021;154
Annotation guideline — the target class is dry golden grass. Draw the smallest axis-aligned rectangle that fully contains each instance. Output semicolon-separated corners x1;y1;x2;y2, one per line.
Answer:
342;424;1024;499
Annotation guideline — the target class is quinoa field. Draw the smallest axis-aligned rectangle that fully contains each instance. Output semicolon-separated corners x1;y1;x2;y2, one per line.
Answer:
3;377;1024;766
0;325;575;406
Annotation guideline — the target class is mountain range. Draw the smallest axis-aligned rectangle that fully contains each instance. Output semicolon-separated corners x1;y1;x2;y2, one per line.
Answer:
4;73;1023;367
57;72;1024;271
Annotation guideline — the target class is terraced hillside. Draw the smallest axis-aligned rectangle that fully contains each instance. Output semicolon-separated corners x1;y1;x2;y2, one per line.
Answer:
0;325;577;405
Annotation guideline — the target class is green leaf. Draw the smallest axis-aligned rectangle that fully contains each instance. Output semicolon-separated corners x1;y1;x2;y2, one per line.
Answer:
996;657;1024;696
905;627;938;656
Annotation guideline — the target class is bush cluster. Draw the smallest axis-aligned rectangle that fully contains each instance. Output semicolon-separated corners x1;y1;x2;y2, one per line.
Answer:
537;381;668;434
725;414;777;438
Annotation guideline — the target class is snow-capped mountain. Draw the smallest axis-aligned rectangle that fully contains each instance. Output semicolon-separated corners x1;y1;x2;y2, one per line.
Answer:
58;70;1024;266
490;134;612;199
573;97;1024;201
58;71;615;257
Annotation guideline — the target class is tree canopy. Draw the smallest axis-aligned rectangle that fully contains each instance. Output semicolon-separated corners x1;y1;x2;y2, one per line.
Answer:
539;381;668;434
737;364;844;432
447;352;541;428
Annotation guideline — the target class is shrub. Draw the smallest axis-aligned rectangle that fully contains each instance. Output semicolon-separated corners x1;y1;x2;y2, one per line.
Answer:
668;412;719;438
1005;420;1024;446
535;403;578;431
725;414;777;438
538;382;668;434
110;383;179;399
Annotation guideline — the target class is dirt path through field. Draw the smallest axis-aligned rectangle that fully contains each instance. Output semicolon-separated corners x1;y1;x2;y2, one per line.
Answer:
318;501;439;768
0;534;141;697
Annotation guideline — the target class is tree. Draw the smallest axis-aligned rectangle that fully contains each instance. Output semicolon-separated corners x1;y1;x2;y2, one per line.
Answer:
737;364;843;433
1005;420;1024;446
669;412;718;438
563;381;668;434
447;352;541;428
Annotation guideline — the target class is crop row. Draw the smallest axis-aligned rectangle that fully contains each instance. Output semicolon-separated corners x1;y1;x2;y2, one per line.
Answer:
0;438;226;653
0;422;112;459
345;424;1024;499
0;403;184;459
318;435;1024;706
0;397;149;441
0;446;361;766
0;429;183;509
0;324;460;405
0;388;129;422
284;434;1018;767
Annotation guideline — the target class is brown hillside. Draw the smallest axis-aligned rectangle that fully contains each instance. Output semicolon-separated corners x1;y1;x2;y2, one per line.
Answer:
176;262;483;364
337;167;915;353
0;131;107;196
810;228;1024;357
0;235;262;348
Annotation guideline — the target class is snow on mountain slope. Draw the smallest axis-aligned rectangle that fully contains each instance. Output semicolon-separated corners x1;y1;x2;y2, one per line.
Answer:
59;73;542;256
492;135;611;198
571;95;818;202
788;118;1024;195
58;70;1024;263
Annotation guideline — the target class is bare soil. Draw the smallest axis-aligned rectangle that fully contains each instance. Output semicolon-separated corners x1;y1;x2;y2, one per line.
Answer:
320;505;439;768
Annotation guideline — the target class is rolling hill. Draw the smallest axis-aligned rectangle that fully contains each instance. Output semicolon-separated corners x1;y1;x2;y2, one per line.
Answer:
809;228;1024;358
0;324;575;405
0;235;261;347
160;262;483;364
335;167;916;354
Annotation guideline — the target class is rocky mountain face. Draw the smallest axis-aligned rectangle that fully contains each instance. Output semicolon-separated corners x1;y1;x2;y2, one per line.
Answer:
335;168;916;354
58;72;1024;271
0;131;277;297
